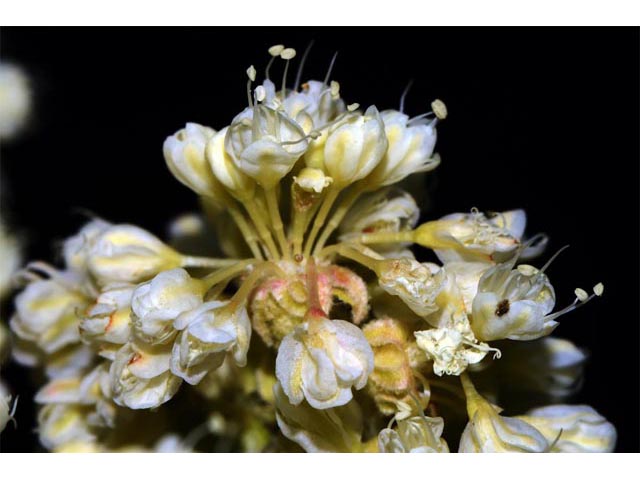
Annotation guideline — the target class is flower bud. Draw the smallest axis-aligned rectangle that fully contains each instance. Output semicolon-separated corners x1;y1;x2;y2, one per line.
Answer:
171;301;252;385
38;404;96;451
378;415;449;453
163;123;222;197
131;268;205;345
206;127;256;200
274;382;363;452
11;277;88;356
458;374;549;452
275;315;373;409
226;106;309;189
109;341;181;409
80;283;134;346
62;219;111;274
87;224;183;285
366;110;439;188
323;106;388;186
516;404;616;452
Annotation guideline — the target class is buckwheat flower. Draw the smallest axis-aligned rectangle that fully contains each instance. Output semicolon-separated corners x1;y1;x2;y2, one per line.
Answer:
109;341;181;409
378;415;449;453
458;373;549;452
80;283;134;347
0;62;31;140
323;106;388;186
131;268;205;344
275;314;374;409
515;405;616;453
11;274;89;356
171;301;252;385
62;218;111;274
274;382;364;452
415;209;524;263
366;110;439;189
376;258;444;317
471;256;599;342
226;105;309;189
163;123;225;198
282;80;346;131
203;128;257;204
38;403;97;450
415;316;499;376
87;224;183;285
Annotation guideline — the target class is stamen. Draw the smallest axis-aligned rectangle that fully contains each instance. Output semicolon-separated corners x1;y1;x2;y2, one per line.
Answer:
322;51;339;87
266;45;284;81
280;48;297;100
293;40;315;92
246;65;256;108
399;79;414;113
407;111;435;126
279;130;321;146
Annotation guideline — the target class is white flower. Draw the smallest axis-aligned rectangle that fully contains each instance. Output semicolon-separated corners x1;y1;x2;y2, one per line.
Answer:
0;63;31;140
516;405;616;452
171;301;252;385
275;315;373;409
274;382;363;452
376;258;444;317
131;268;205;344
323;106;388;186
415;316;499;376
11;276;88;356
163;123;223;197
378;415;449;453
281;80;346;131
62;219;111;275
415;209;525;263
226;105;309;188
80;283;134;346
87;224;183;285
37;403;96;450
366;110;439;188
206;126;256;200
458;374;549;452
471;259;566;342
109;341;181;409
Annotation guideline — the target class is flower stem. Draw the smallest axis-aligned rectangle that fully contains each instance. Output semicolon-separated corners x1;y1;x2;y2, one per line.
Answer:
312;183;364;255
303;185;340;257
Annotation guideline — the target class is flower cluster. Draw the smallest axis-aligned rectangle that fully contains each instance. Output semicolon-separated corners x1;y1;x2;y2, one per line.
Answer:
2;44;615;452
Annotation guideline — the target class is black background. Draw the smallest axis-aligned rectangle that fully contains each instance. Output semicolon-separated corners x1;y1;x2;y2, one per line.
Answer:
1;28;638;452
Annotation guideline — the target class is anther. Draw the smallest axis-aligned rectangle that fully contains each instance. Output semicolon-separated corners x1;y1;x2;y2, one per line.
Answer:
575;288;589;302
330;80;340;99
347;103;359;112
268;45;285;56
431;99;447;119
593;283;604;296
280;48;296;60
255;85;266;103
